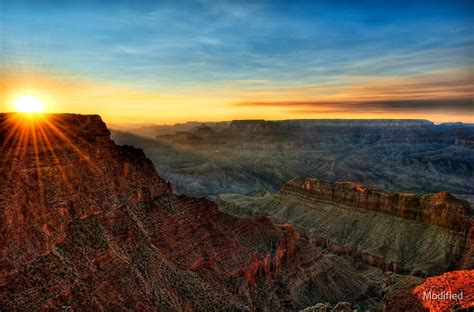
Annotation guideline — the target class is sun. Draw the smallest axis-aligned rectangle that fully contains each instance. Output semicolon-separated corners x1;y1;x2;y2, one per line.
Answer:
13;95;45;113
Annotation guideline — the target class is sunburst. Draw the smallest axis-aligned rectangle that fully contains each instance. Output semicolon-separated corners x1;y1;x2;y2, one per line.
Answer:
0;113;103;209
13;95;45;113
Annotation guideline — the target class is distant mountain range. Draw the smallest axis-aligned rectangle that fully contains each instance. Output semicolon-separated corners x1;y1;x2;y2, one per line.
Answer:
111;119;474;206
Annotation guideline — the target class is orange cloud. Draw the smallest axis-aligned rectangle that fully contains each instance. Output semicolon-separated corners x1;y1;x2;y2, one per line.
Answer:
234;69;473;122
1;68;472;124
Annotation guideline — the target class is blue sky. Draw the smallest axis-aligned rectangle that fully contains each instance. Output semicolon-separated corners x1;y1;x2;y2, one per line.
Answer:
1;0;473;122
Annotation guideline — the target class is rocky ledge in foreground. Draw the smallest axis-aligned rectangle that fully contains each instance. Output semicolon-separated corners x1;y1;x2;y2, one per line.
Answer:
0;114;373;311
218;178;473;276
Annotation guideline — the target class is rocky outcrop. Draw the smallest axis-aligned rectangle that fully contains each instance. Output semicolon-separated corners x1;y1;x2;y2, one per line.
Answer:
412;270;474;312
192;124;216;138
382;270;474;312
0;113;170;264
0;113;371;310
218;179;472;275
280;178;471;232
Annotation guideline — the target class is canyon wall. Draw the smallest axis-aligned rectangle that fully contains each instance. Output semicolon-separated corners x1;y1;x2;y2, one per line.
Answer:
0;113;371;310
218;179;472;276
280;178;471;232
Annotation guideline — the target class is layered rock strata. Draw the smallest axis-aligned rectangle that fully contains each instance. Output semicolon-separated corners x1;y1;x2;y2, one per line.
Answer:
0;114;371;310
218;178;472;275
280;178;470;232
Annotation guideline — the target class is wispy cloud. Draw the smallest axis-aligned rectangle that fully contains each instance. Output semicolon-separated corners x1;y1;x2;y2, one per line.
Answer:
236;68;473;102
1;1;473;122
285;98;473;114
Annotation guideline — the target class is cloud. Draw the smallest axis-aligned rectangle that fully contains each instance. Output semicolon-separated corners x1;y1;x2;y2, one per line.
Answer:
234;68;474;115
2;1;472;123
285;98;473;114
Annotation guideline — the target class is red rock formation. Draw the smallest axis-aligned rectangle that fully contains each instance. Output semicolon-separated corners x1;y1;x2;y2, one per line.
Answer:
412;270;474;311
383;270;474;312
0;114;170;264
0;113;369;310
280;178;471;232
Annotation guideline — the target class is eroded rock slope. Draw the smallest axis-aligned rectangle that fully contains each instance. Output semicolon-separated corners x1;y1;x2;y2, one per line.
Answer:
0;114;372;311
218;178;473;276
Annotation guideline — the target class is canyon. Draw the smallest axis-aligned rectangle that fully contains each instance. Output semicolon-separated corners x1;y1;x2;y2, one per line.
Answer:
1;113;472;311
0;114;375;310
218;178;472;276
111;119;474;206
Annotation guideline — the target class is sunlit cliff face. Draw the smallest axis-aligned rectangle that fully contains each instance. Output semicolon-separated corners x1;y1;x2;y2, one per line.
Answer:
0;113;100;197
2;114;69;151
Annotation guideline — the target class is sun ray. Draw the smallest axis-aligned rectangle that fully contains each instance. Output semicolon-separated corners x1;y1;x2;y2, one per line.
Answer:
31;120;46;207
1;113;102;193
36;122;76;197
42;117;102;173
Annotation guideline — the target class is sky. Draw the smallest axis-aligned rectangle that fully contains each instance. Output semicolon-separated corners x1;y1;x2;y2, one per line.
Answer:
1;0;473;124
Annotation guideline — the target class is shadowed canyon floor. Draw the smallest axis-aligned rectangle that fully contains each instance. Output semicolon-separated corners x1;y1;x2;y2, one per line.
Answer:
1;114;472;311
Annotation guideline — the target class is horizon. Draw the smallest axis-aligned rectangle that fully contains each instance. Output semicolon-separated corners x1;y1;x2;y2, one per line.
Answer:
107;117;473;128
3;111;472;128
1;1;473;123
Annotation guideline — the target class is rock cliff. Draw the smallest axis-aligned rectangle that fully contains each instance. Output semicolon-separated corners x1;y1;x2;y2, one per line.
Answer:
0;113;170;264
218;178;472;275
0;114;371;310
280;178;470;232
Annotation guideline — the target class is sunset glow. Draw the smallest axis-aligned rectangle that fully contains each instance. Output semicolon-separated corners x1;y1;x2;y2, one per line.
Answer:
1;1;472;124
